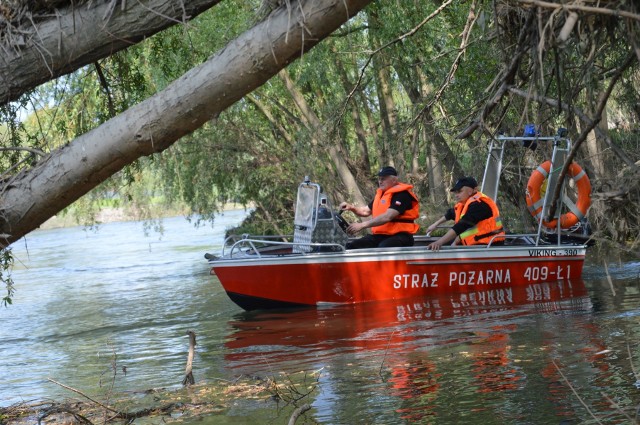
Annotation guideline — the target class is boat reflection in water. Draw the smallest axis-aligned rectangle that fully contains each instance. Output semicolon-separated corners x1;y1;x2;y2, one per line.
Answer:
223;279;600;423
225;279;589;354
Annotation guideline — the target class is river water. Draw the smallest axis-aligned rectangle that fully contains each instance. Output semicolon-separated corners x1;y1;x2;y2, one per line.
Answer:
2;212;640;424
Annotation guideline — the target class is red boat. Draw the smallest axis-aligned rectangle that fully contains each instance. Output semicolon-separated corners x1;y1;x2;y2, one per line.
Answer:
207;131;593;310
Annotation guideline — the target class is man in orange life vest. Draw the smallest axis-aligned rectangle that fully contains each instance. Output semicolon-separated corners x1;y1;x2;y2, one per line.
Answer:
339;166;420;249
426;176;505;251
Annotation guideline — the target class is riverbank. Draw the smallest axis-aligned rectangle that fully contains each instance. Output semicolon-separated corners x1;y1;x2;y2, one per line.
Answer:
39;207;140;230
0;373;313;424
39;204;250;230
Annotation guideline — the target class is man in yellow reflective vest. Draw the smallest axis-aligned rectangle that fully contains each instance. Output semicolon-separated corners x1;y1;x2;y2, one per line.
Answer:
426;177;505;251
340;166;420;249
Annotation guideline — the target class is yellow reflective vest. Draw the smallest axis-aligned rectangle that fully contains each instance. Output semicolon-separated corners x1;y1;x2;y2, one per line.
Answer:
454;192;505;245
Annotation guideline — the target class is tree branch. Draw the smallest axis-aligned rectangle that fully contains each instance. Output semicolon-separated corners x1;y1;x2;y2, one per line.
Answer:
456;10;536;139
0;0;224;107
516;0;640;22
546;51;637;221
0;0;373;246
340;0;455;120
94;61;116;118
288;403;311;425
413;0;478;127
0;146;46;156
47;378;121;415
508;87;638;169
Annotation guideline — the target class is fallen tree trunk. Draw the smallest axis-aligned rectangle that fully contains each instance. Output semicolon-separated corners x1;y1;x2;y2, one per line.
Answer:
0;0;224;106
0;0;372;246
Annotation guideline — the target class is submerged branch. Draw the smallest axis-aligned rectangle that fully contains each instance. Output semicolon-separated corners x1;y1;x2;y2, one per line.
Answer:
182;330;197;386
47;378;121;415
288;403;311;425
552;359;604;424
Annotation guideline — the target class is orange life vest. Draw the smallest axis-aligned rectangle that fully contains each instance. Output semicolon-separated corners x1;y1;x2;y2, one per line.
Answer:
454;192;505;245
371;183;420;235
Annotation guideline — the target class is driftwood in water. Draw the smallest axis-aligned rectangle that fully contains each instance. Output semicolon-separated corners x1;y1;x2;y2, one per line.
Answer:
182;330;196;386
288;403;311;425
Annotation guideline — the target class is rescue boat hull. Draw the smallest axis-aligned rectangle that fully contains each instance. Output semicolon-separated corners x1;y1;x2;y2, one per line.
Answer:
211;244;586;310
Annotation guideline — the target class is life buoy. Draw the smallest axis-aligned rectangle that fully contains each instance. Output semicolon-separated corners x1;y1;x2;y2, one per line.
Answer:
526;160;591;229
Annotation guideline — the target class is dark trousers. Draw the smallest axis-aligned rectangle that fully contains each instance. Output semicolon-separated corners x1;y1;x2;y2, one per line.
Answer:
346;232;414;249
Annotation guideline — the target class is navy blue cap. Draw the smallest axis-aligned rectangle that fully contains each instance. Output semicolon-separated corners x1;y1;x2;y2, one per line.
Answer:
377;166;398;177
450;177;478;192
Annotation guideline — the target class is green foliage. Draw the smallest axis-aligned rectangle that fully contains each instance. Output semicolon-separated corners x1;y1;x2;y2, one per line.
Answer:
0;99;39;176
3;0;639;243
1;248;15;307
118;1;640;238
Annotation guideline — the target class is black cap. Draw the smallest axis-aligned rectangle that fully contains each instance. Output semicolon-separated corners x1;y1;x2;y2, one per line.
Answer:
377;166;398;177
450;176;478;192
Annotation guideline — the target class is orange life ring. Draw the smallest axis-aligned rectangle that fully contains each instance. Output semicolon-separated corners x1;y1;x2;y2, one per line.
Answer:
526;161;591;229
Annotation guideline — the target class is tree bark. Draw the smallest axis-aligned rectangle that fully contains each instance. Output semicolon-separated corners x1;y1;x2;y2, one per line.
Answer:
0;0;373;246
0;0;225;106
182;330;196;386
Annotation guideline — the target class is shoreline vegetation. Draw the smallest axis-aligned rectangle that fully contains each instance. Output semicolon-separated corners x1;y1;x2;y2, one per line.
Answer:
38;203;250;231
0;371;317;424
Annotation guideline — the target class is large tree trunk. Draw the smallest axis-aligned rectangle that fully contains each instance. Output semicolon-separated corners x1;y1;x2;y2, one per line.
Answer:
0;0;372;246
0;0;224;106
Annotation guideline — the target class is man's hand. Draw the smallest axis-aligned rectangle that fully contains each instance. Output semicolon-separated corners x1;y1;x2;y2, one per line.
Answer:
425;223;438;236
427;239;445;251
427;229;457;251
346;221;366;235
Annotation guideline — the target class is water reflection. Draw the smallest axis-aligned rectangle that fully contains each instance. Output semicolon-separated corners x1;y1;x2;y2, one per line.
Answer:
223;280;604;423
226;280;589;354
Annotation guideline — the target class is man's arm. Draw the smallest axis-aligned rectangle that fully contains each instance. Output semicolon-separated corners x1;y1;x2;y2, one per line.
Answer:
425;216;447;235
428;201;492;251
427;228;458;251
346;208;399;235
339;202;371;217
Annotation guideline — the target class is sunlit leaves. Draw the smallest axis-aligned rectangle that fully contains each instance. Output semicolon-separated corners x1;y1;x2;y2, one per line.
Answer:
0;248;14;307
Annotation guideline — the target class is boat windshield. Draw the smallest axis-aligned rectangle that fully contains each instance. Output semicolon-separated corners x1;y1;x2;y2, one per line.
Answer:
294;182;319;230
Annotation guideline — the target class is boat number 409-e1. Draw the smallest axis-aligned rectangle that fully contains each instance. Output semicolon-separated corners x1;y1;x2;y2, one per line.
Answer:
524;265;571;281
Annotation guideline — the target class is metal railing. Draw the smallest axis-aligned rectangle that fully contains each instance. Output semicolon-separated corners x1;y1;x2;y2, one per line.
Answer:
222;234;345;259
